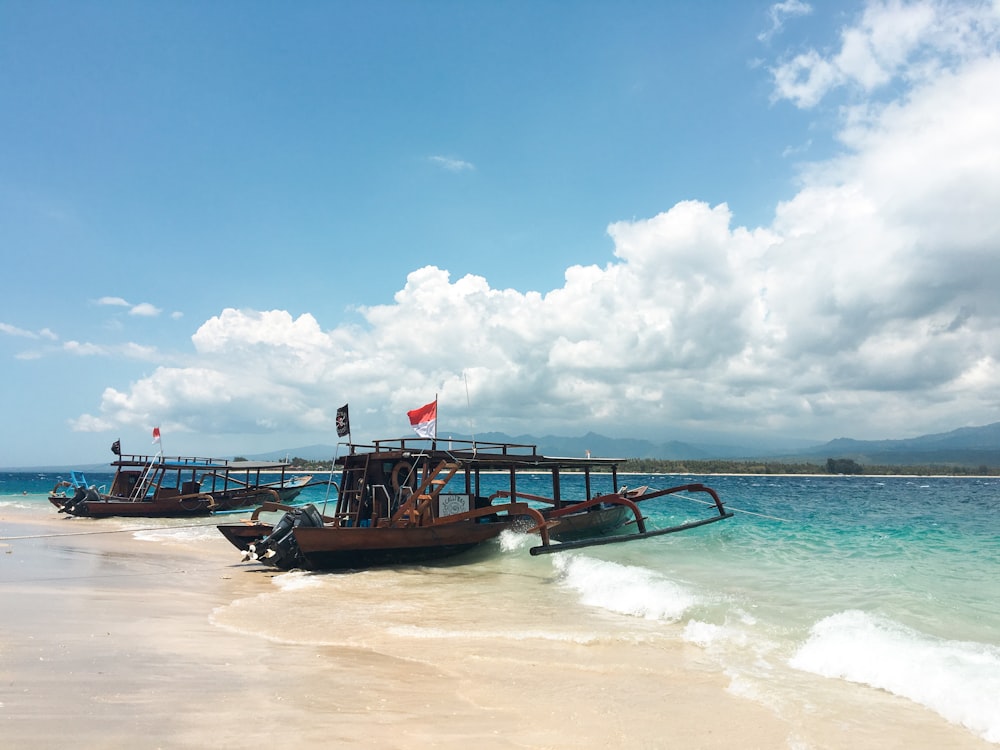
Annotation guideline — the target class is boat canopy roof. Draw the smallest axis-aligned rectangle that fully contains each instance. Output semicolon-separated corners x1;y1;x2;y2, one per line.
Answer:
111;454;294;471
339;437;624;470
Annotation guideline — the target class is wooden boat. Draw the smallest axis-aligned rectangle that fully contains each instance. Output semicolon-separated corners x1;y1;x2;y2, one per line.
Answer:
217;437;732;570
49;453;312;518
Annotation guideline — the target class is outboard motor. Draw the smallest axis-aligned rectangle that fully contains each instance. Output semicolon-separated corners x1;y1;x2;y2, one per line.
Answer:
245;504;325;569
59;485;92;513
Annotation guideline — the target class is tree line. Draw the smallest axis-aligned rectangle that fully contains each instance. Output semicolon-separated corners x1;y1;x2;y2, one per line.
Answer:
275;456;998;476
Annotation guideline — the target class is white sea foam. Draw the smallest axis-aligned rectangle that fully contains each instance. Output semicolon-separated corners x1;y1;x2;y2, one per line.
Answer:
498;529;535;552
271;570;323;591
790;609;1000;743
552;554;698;621
132;525;218;543
683;620;726;647
388;624;599;644
0;499;41;510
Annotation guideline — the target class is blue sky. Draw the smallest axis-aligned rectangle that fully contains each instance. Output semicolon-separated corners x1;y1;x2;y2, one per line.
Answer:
3;0;1000;466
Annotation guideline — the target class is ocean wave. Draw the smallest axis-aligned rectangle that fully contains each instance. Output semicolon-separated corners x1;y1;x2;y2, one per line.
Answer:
0;503;36;512
552;554;699;622
789;609;1000;743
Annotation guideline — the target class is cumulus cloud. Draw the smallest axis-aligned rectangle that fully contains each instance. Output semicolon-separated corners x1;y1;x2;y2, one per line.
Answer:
771;0;1000;108
73;0;1000;443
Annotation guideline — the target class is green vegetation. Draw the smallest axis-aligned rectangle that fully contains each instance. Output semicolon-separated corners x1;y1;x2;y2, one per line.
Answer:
826;458;864;475
277;456;999;476
621;457;997;475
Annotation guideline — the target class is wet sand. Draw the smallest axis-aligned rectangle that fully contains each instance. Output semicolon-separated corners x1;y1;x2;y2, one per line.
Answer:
1;506;993;749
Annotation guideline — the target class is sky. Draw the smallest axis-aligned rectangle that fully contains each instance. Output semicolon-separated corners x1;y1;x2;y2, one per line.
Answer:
3;0;1000;467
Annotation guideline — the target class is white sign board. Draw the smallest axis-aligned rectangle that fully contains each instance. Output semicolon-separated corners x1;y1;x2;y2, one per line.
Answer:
438;493;471;517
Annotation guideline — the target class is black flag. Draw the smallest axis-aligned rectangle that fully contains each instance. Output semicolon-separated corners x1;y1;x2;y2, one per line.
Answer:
336;404;350;437
111;439;121;455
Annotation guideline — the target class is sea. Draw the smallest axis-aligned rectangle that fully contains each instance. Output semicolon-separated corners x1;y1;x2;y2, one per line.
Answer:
2;469;998;744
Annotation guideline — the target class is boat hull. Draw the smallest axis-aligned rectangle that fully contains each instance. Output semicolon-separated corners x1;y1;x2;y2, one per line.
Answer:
217;522;273;550
294;521;513;570
50;496;213;517
547;504;630;540
50;483;307;518
217;504;629;571
217;518;518;571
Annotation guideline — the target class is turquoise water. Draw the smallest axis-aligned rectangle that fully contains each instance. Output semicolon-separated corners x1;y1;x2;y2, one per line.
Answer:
3;470;999;742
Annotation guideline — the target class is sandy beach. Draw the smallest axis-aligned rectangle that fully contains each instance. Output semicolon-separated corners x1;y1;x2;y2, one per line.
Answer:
1;505;993;749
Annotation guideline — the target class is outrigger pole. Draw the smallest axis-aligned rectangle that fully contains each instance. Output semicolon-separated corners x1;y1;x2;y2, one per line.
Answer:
528;483;734;556
529;512;734;555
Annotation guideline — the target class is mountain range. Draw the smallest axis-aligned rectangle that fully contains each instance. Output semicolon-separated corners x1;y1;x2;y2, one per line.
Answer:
259;422;1000;468
9;422;1000;472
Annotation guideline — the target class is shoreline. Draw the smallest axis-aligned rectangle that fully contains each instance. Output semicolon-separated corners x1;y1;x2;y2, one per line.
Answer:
5;466;999;480
0;507;792;748
2;505;995;748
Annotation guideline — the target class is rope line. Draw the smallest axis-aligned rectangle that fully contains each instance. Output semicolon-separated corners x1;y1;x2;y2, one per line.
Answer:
0;521;219;542
675;493;792;523
3;489;794;541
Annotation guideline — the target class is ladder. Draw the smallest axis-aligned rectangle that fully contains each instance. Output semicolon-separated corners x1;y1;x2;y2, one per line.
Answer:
337;454;371;526
129;461;159;502
391;461;460;526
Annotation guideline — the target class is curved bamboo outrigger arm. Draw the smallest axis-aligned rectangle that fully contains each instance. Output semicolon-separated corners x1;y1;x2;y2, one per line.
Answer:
246;501;337;523
418;501;551;544
529;483;733;556
259;488;282;504
491;489;649;532
178;491;217;510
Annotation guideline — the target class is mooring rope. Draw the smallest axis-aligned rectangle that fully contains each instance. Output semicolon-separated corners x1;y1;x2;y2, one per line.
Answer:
2;487;794;542
0;521;218;542
676;492;793;523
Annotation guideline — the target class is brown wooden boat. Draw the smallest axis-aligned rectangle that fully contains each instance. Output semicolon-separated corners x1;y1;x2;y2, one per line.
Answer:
49;453;312;518
217;437;732;570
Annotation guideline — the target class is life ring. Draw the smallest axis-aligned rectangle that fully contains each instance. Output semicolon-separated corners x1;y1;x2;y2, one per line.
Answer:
391;461;414;494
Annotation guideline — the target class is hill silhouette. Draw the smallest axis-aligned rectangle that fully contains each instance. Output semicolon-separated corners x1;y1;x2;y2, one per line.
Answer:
257;422;1000;469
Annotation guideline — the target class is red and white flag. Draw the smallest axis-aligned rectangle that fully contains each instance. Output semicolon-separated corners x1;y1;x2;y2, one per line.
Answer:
152;426;161;444
407;400;437;439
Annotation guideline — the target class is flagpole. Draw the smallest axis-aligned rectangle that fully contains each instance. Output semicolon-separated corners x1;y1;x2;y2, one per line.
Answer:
322;443;342;516
463;371;476;454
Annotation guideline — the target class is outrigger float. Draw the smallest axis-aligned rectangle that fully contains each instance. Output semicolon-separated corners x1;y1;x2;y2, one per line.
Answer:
217;437;732;570
50;453;313;518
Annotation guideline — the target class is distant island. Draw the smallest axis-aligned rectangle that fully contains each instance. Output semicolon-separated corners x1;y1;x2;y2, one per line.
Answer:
265;456;996;477
239;422;1000;477
10;423;999;475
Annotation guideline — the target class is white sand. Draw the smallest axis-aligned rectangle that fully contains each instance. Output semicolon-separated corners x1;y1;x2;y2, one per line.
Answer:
1;506;992;749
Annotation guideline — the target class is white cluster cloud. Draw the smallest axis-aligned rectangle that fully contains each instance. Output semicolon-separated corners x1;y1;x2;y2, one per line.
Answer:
771;0;1000;107
759;0;813;44
72;0;1000;444
0;322;57;340
96;296;165;318
1;322;58;360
